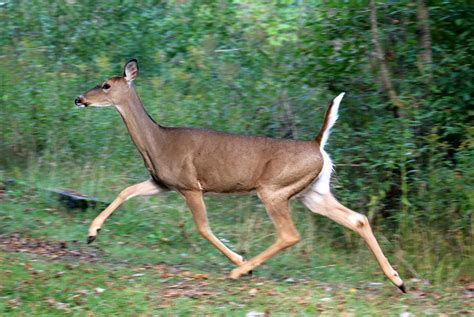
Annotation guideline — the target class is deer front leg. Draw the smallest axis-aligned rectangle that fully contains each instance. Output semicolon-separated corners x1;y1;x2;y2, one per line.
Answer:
301;190;406;292
181;190;246;266
230;192;301;279
87;179;163;244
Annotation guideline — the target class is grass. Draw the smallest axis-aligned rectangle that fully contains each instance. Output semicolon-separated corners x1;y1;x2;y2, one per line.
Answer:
0;166;472;315
1;250;469;316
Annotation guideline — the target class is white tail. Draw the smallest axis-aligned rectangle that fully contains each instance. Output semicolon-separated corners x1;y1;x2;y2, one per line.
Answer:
313;92;344;195
319;92;345;150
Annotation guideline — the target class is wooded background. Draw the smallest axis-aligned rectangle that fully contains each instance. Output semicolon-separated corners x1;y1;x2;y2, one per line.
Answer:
1;0;472;287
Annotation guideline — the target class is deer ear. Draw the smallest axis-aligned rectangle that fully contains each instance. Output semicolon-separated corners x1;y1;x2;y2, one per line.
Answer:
124;59;139;82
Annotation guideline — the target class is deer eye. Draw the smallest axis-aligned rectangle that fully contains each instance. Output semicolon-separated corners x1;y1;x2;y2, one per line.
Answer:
102;83;111;90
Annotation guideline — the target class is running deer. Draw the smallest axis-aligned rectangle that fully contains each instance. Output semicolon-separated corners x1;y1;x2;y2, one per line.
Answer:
74;59;406;292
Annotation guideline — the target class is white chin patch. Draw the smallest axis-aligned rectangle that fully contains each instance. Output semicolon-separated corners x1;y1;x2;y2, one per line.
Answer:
90;103;113;107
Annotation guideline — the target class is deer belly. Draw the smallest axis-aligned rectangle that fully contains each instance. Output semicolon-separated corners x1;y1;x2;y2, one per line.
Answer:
197;167;259;193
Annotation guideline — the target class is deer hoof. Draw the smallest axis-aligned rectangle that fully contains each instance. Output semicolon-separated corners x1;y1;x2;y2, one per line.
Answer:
398;283;407;293
240;258;252;275
87;236;96;244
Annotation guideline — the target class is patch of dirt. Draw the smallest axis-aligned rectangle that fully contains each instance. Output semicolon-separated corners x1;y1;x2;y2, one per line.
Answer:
0;233;100;262
161;280;219;299
136;265;219;299
131;264;218;299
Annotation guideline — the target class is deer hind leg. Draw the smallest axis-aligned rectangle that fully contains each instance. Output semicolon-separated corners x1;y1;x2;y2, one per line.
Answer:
87;179;163;243
181;190;245;266
300;190;405;291
229;190;301;279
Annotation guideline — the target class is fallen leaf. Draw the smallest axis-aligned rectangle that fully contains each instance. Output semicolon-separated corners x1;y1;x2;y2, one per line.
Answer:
246;311;266;317
46;298;72;313
94;287;106;294
410;291;427;298
162;288;217;298
181;271;194;278
160;272;173;278
76;289;89;295
368;282;383;286
193;273;209;280
7;298;21;307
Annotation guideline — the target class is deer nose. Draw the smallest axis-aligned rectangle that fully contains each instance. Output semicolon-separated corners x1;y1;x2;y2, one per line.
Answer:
75;96;85;107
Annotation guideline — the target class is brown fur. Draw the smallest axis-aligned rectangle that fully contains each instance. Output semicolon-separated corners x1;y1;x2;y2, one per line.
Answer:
76;60;405;291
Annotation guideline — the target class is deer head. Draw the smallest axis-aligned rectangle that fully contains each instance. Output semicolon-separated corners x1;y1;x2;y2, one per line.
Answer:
74;59;139;108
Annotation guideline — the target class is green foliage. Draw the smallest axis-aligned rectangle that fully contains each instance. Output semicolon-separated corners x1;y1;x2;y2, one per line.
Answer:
0;0;472;289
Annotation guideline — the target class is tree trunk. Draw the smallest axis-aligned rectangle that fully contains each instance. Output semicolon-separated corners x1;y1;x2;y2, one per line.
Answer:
369;0;404;117
280;89;298;139
416;0;433;83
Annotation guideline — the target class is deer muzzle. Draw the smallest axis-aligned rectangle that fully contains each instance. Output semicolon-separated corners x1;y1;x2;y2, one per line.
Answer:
75;96;88;107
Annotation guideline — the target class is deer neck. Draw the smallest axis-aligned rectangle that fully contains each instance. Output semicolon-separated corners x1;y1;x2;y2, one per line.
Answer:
115;89;162;154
